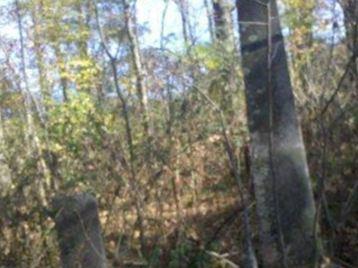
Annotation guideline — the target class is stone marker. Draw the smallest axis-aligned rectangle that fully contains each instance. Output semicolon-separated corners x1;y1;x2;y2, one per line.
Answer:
52;193;107;268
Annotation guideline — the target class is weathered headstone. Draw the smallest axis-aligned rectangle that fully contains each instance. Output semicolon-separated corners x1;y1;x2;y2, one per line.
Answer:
52;193;107;268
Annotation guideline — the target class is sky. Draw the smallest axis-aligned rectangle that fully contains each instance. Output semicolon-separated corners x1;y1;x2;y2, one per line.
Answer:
0;0;209;49
0;0;345;48
133;0;345;47
136;0;209;49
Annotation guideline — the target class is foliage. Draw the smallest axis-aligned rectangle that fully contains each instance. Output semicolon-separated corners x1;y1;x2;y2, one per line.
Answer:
0;0;356;267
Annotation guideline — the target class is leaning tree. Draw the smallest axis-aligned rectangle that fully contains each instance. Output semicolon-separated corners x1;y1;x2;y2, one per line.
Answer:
236;0;318;267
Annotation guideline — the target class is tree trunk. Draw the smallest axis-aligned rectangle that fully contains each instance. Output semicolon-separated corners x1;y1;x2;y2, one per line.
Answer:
203;0;215;43
212;0;236;114
283;0;315;92
0;111;11;189
341;0;358;55
340;0;358;78
213;0;235;45
236;0;318;267
31;3;51;109
176;0;194;47
54;44;69;102
75;1;89;58
93;1;147;253
122;0;150;136
15;0;53;204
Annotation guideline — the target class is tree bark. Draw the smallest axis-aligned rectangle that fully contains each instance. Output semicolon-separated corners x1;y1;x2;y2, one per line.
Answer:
283;0;315;92
15;0;53;204
340;0;358;56
236;0;318;267
176;0;194;47
203;0;215;43
122;0;150;136
213;0;235;45
54;44;68;102
0;110;11;189
30;2;51;109
340;0;358;78
212;0;236;114
75;1;90;58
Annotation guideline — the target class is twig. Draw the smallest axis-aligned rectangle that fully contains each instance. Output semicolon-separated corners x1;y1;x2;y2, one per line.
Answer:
331;256;356;268
192;84;257;267
238;21;268;26
75;210;108;262
205;206;243;248
320;55;356;117
206;250;239;268
338;180;358;228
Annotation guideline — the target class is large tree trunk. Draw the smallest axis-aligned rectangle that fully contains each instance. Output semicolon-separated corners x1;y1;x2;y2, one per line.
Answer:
236;0;318;267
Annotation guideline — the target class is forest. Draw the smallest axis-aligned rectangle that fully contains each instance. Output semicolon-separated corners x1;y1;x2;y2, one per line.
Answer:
0;0;356;267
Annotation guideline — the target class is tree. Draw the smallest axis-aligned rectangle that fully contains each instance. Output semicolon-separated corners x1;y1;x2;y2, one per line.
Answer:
203;0;215;42
29;0;51;109
15;0;54;204
340;0;357;56
93;0;147;254
282;0;316;91
0;0;356;266
211;0;237;113
339;0;357;78
175;0;194;47
236;0;318;266
213;0;235;44
122;0;150;136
